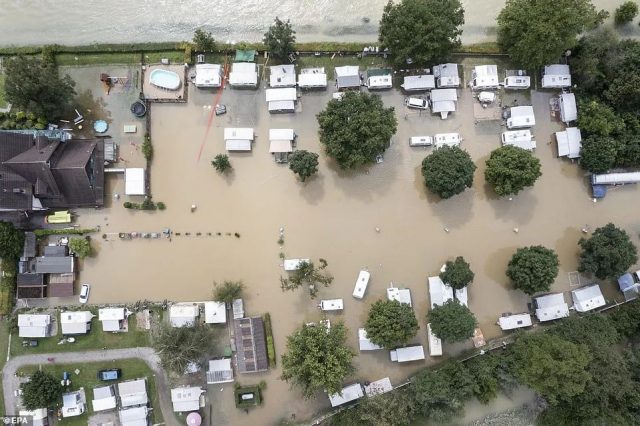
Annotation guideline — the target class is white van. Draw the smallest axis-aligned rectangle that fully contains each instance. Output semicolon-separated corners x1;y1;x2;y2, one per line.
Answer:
409;136;433;147
352;270;370;299
319;299;344;311
405;97;428;110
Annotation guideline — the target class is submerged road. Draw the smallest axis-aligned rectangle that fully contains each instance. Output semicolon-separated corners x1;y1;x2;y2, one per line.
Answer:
2;347;172;422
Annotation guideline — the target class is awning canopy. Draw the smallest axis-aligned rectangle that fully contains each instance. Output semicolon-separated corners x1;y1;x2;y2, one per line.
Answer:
269;140;293;153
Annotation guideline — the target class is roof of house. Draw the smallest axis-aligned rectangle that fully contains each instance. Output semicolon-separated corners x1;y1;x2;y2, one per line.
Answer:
265;88;297;102
207;358;234;384
204;301;226;324
572;284;606;312
298;68;327;87
169;304;199;327
498;313;533;330
43;245;68;257
118;379;148;408
17;285;45;299
48;274;74;297
99;307;126;321
229;63;258;86
17;273;44;286
234;316;269;373
170;387;204;412
60;311;93;335
428;276;454;308
31;256;74;274
18;314;51;327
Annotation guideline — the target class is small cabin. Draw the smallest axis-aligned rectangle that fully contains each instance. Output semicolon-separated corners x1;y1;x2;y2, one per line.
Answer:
542;64;571;89
390;345;425;362
506;106;535;129
501;130;536;151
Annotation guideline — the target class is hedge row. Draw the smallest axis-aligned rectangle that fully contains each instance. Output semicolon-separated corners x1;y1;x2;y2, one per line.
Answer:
33;228;98;238
0;259;17;315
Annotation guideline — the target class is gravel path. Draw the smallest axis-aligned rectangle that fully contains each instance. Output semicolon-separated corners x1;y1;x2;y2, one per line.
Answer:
2;347;172;421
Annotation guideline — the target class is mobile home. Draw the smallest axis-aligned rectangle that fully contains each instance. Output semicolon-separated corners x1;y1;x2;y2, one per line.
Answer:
352;270;370;299
387;285;412;307
559;93;577;123
433;63;460;88
328;384;364;407
298;67;327;89
555;127;582;159
430;88;458;119
194;64;222;88
433;133;462;148
365;69;393;90
269;64;296;88
335;66;361;90
319;299;344;311
542;64;571;89
501;130;536;151
229;62;258;88
506;106;535;129
401;74;435;92
534;293;569;322
469;65;499;90
571;284;605;312
497;313;532;330
390;345;425;362
265;88;297;113
223;128;254;151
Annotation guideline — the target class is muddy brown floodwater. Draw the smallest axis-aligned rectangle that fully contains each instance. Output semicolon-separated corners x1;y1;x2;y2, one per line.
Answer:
74;59;640;425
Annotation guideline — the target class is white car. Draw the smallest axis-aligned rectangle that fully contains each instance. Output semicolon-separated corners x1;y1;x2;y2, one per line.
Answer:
79;284;90;304
405;97;428;110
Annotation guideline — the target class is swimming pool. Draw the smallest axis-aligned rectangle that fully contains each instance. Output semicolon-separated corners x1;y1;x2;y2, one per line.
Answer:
149;69;181;90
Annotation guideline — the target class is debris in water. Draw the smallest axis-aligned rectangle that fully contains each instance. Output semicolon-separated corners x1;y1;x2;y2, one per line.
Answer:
444;227;450;233
513;227;519;233
375;227;381;233
191;204;197;212
234;232;240;238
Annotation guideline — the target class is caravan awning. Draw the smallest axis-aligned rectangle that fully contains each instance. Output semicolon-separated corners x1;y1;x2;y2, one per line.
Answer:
556;127;582;158
269;140;293;153
559;93;577;123
225;140;252;151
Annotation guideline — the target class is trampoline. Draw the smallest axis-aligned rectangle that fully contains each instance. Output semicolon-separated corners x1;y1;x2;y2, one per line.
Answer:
93;120;108;133
186;412;202;425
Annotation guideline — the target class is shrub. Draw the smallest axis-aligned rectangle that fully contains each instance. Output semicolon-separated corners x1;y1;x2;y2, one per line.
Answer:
263;313;277;367
211;154;232;173
615;1;639;25
156;201;166;210
142;135;153;161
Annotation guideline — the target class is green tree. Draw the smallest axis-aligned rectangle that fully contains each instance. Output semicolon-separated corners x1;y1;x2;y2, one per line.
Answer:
142;135;153;161
281;322;355;398
152;323;215;374
364;299;419;349
288;150;319;182
421;146;476;199
280;259;333;298
465;354;502;404
484;146;541;197
263;17;296;59
317;92;397;170
378;0;465;67
68;237;92;259
578;223;638;280
440;256;474;290
509;332;592;405
577;98;625;137
615;1;639;25
211;154;232;173
192;28;216;51
0;221;25;260
618;134;640;168
349;388;417;426
212;280;244;304
21;370;63;410
4;55;76;121
497;0;606;70
605;73;640;113
579;135;620;173
506;246;559;295
428;300;477;342
569;29;619;96
412;361;475;422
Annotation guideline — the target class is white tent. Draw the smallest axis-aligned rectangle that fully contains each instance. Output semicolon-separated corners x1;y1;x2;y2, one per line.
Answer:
298;68;327;89
470;65;499;90
497;313;533;330
60;310;94;335
390;345;425;362
119;406;148;426
224;127;254;151
430;88;458;119
571;284;606;312
428;276;454;308
501;130;536;151
433;133;462;148
18;314;51;338
169;304;199;327
328;383;364;407
506;106;535;129
204;301;227;324
171;387;204;412
269;64;296;87
556;127;582;158
387;286;412;306
535;293;569;322
124;168;145;196
195;64;222;88
92;385;117;412
542;64;571;89
229;62;258;87
99;307;126;332
358;328;382;351
401;74;435;91
559;93;577;123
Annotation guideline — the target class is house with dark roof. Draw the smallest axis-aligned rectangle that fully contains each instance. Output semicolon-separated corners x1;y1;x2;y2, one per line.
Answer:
0;131;104;212
233;317;269;374
16;273;45;298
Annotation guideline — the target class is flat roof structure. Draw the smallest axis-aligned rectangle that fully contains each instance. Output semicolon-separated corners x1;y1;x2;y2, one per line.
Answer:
32;256;74;274
390;345;425;362
428;276;454;308
364;377;392;396
559;93;577;123
99;307;126;331
470;65;499;90
298;67;327;88
170;304;199;327
571;284;606;312
125;168;146;196
433;63;460;88
171;386;204;412
224;127;254;152
119;406;148;426
60;310;94;335
556;127;582;159
234;316;269;373
427;323;442;356
92;385;117;412
18;314;51;338
358;328;382;351
207;358;234;384
204;301;227;324
387;286;412;307
335;66;361;89
195;64;222;88
430;88;458;118
269;64;296;87
535;293;570;322
48;273;74;297
118;378;148;408
328;383;364;407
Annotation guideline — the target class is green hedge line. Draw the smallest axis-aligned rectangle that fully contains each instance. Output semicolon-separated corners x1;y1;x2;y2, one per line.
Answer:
0;259;17;315
263;313;277;368
33;228;98;238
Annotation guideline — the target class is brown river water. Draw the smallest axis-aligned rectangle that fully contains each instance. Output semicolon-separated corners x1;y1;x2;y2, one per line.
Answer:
68;58;640;425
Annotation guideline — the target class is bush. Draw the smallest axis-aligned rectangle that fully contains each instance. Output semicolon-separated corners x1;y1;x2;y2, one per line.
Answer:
123;201;133;209
365;299;419;349
421;146;476;199
141;198;156;210
579;223;638;279
156;201;166;210
142;135;153;161
0;221;25;260
68;237;92;259
33;228;97;237
579;136;620;173
440;256;474;290
615;1;639;25
211;154;232;173
193;29;216;52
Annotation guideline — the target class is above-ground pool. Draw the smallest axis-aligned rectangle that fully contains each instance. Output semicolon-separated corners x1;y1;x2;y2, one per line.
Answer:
149;69;181;90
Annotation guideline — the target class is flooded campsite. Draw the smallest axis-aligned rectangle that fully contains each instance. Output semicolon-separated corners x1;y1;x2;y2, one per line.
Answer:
60;57;640;425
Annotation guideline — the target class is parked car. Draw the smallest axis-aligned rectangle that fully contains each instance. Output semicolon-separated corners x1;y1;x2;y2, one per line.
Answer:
22;340;38;347
405;97;428;110
79;284;90;304
97;368;122;381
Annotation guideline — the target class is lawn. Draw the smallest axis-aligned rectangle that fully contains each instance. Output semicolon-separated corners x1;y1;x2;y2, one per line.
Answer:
0;320;9;415
55;53;141;66
0;73;6;109
18;358;163;425
143;50;186;65
10;314;150;357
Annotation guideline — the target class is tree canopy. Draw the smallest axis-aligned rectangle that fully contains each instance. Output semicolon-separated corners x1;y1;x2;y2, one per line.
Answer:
288;150;319;182
0;221;25;260
578;223;638;280
484;146;541;197
213;280;244;304
421;146;476;199
192;28;216;51
440;256;474;290
579;135;620;174
317;92;397;170
211;154;232;173
263;17;296;59
364;299;419;349
378;0;464;67
509;332;592;405
4;55;76;121
68;237;92;259
152;323;215;374
428;300;477;342
280;259;333;298
21;370;63;410
497;0;606;69
615;1;639;25
281;322;355;398
506;246;559;295
577;98;625;137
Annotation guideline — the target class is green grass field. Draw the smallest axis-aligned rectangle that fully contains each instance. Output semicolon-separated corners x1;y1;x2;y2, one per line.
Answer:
55;53;140;66
18;358;163;425
10;315;150;357
0;321;9;415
